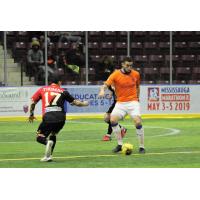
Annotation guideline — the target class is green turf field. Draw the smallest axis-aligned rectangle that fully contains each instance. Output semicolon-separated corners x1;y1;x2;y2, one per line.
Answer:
0;117;200;168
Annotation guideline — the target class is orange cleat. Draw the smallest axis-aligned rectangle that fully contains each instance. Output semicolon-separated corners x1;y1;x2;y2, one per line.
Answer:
102;135;111;141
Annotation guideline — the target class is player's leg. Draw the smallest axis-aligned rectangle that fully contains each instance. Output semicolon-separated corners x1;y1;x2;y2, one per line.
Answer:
129;101;145;153
110;103;127;153
102;102;127;141
37;122;54;162
102;113;112;141
133;116;145;153
36;122;48;145
43;121;65;160
49;133;57;154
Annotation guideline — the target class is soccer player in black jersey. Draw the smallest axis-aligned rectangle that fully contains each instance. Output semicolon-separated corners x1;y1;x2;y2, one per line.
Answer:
29;76;89;162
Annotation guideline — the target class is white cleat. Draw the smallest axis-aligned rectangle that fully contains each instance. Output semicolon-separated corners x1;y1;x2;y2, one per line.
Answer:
40;156;53;162
40;140;54;162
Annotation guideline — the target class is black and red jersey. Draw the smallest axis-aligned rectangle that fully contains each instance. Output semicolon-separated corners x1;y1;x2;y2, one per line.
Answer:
31;83;74;122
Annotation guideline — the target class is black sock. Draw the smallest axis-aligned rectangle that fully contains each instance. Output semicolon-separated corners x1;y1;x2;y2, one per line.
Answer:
36;135;47;145
49;135;57;154
107;121;122;135
107;121;112;135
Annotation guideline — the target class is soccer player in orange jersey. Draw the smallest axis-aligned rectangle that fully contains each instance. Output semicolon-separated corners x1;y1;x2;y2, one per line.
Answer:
98;56;145;153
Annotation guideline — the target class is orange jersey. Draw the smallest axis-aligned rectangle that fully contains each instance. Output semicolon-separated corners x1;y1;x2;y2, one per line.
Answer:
105;69;140;102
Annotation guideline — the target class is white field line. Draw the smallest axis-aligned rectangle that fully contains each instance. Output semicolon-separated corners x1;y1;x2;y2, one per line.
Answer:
0;151;200;162
0;121;181;144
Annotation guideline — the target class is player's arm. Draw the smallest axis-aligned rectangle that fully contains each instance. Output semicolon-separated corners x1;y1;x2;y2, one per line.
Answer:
28;100;37;123
98;84;109;98
63;91;89;107
99;72;115;98
28;88;41;123
71;99;89;107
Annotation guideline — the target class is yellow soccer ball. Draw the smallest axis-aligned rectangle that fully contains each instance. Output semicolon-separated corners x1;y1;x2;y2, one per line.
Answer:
122;143;133;155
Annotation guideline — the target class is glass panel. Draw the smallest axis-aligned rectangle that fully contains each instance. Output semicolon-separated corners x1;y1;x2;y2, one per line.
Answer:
51;31;85;85
130;31;170;84
88;31;127;85
173;31;199;84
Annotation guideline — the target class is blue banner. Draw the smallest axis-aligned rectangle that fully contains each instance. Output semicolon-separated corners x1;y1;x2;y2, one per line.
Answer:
64;86;114;113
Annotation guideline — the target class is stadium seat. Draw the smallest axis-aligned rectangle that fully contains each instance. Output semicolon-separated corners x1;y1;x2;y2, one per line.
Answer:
133;31;147;36
192;67;200;80
101;42;115;54
133;55;148;66
174;42;188;50
57;42;70;49
118;31;127;36
175;67;191;82
103;31;117;41
159;42;170;50
149;55;164;67
165;55;180;67
80;68;96;81
118;55;127;62
63;81;78;85
163;31;170;36
141;80;155;84
144;42;158;49
131;42;143;50
6;31;17;48
90;55;102;63
72;31;85;36
13;42;27;62
160;67;173;80
149;31;162;36
88;42;100;54
88;31;102;41
17;31;29;42
188;42;200;48
179;31;193;36
188;80;200;84
181;55;196;67
156;80;170;84
143;67;159;81
173;80;187;84
115;42;127;54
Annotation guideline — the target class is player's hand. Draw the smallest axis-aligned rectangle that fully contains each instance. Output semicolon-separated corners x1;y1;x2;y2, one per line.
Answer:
82;101;89;106
28;115;36;123
98;90;105;98
107;92;113;99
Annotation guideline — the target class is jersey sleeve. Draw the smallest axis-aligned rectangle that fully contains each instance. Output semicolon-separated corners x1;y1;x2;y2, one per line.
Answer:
31;88;42;103
63;91;75;103
105;71;116;86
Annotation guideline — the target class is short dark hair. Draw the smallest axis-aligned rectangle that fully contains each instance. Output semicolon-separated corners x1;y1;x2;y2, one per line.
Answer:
122;56;133;63
49;75;62;84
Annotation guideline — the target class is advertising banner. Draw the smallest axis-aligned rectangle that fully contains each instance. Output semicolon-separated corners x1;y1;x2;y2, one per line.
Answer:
0;85;199;116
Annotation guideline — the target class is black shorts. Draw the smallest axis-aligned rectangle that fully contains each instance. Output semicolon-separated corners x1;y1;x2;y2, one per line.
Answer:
37;121;65;137
106;100;116;114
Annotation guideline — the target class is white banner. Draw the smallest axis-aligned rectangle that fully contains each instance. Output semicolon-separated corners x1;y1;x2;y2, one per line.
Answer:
0;85;199;116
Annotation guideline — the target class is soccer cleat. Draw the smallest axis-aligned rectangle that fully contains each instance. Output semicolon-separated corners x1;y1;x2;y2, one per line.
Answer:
121;127;127;138
112;145;122;153
102;135;111;141
139;147;146;154
40;156;53;162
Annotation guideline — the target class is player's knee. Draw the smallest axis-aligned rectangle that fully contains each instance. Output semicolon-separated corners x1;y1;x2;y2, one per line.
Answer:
104;113;110;123
136;124;142;130
110;120;118;127
36;134;47;145
49;134;56;142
